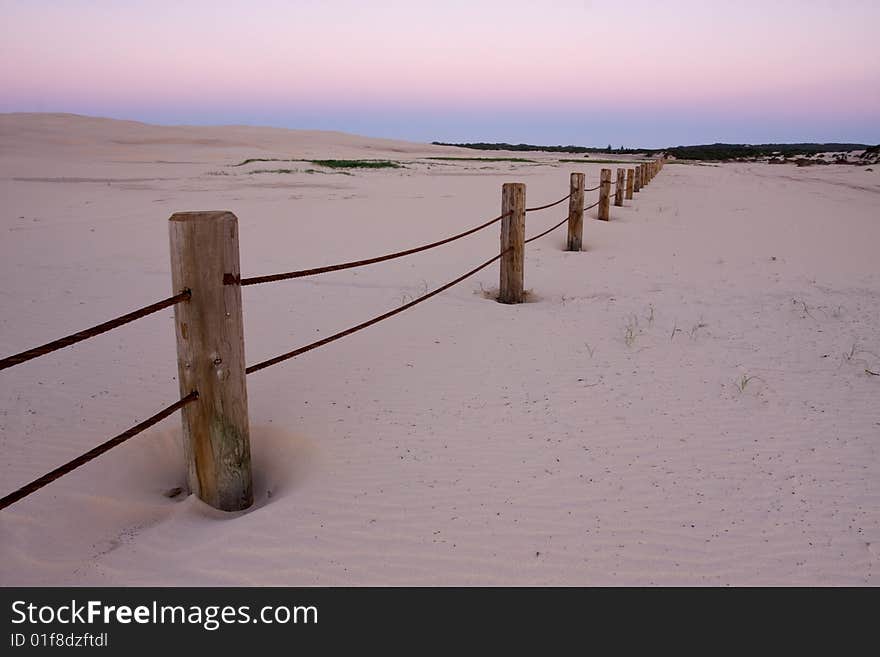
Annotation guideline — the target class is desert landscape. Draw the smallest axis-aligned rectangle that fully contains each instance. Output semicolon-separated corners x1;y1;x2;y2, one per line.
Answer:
1;113;877;585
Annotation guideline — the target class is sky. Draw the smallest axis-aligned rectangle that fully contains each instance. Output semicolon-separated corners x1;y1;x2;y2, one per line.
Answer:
2;0;879;147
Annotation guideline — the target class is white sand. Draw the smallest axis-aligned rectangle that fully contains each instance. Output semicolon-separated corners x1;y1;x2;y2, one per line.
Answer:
1;113;878;586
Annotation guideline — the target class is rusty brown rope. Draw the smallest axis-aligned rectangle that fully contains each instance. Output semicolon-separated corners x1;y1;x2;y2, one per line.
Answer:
525;216;569;245
0;391;199;511
525;192;571;213
0;291;191;372
246;251;508;374
229;210;511;287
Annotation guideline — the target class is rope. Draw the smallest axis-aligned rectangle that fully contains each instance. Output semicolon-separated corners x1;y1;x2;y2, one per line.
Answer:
585;184;601;192
0;391;199;511
524;216;569;245
524;192;571;213
0;291;191;372
246;251;508;375
229;211;511;287
585;199;600;211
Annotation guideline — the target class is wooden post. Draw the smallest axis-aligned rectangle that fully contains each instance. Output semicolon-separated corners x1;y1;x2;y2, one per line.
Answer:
598;168;612;221
566;172;585;251
634;165;641;193
169;211;253;512
641;163;648;186
499;183;525;304
625;168;634;200
614;168;625;207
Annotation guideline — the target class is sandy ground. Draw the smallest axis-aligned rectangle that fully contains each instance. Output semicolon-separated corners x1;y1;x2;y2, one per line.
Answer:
1;113;878;586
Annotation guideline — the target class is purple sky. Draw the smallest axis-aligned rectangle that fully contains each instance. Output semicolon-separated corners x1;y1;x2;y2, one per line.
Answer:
2;0;878;146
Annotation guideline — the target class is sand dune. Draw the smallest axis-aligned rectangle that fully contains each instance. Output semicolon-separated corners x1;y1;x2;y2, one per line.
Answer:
1;114;878;585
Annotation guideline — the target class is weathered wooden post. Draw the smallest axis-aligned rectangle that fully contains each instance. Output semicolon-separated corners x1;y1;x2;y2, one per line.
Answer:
614;168;625;207
169;211;253;511
634;165;641;193
640;163;648;186
499;183;525;303
625;168;634;200
598;168;612;221
566;172;585;251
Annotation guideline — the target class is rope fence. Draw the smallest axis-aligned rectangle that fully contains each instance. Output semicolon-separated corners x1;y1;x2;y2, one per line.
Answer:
525;216;570;245
0;391;199;511
1;160;666;511
228;210;511;287
524;192;571;213
0;291;191;372
246;251;509;375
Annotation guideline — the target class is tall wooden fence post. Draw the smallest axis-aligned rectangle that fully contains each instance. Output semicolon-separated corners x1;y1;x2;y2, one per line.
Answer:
598;168;612;221
169;211;253;512
566;172;585;251
614;168;625;207
641;163;648;186
625;168;634;200
499;183;525;303
634;165;641;193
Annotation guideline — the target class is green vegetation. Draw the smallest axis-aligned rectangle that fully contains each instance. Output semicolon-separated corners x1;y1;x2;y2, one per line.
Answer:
232;157;402;169
426;156;536;163
558;158;643;164
309;159;401;169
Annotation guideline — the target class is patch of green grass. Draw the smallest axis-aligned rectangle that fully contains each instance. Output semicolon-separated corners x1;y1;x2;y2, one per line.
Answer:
558;158;644;164
309;159;401;169
426;156;536;163
232;157;402;169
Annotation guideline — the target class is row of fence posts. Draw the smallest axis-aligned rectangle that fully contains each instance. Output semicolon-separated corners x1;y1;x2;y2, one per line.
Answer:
166;158;665;511
499;158;664;303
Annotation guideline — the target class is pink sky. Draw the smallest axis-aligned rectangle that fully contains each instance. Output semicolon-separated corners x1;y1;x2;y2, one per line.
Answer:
2;0;878;145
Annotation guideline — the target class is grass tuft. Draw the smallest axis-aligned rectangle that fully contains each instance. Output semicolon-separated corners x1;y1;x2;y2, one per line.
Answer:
310;159;401;169
232;157;402;169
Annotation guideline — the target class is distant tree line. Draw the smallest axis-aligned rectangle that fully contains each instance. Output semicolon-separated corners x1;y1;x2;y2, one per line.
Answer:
431;142;646;155
432;141;876;161
664;143;872;161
